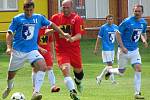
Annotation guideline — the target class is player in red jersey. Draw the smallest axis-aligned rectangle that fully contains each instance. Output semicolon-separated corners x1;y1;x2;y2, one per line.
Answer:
50;0;85;100
32;26;60;93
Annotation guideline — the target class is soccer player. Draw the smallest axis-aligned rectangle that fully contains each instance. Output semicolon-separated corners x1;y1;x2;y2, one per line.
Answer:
2;0;70;100
94;14;118;84
49;0;85;100
32;26;60;93
106;4;148;99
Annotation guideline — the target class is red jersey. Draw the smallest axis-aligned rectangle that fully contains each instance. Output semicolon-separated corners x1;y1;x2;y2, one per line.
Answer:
51;13;85;49
38;26;53;51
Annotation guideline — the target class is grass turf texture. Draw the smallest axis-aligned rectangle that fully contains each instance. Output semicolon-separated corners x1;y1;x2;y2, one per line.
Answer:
0;39;150;100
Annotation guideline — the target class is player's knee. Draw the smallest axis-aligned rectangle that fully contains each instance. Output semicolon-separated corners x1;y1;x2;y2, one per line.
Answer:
74;70;84;80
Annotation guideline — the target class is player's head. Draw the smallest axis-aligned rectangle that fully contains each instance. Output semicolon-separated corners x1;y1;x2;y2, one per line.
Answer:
62;0;73;16
105;14;114;25
133;4;143;19
23;0;35;18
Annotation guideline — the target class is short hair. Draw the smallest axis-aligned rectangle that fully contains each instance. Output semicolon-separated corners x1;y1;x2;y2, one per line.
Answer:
133;4;144;12
106;14;114;20
24;0;35;8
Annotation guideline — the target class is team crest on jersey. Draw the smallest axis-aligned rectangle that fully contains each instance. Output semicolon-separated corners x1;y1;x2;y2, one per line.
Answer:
60;25;72;38
39;35;48;45
22;24;35;40
108;32;115;43
131;29;142;42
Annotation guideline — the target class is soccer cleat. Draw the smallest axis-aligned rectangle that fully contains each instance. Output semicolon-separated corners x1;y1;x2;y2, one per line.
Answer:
134;92;144;99
70;89;80;100
74;78;83;93
51;86;60;93
31;92;42;100
96;76;102;85
2;88;12;99
105;72;111;80
76;83;83;93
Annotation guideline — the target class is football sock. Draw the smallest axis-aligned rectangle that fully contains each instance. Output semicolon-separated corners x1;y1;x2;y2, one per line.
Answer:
74;70;84;84
98;67;107;79
7;79;14;89
134;72;141;94
34;71;45;93
109;73;115;82
108;68;121;75
32;72;37;88
48;69;56;87
64;77;75;91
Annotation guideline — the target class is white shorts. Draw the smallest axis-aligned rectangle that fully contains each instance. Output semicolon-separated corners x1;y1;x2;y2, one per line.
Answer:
102;51;114;63
117;48;141;68
9;50;44;71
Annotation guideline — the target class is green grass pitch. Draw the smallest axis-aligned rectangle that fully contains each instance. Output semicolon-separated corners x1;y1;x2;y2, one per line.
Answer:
0;39;150;100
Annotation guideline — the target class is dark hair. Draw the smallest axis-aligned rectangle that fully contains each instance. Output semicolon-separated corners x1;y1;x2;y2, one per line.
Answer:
106;14;114;20
133;4;144;12
24;1;35;8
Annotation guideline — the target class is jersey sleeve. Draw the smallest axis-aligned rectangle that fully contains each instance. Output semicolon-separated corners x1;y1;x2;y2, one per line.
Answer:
74;15;85;35
119;20;128;34
40;15;52;27
98;26;104;38
8;17;18;34
142;21;147;34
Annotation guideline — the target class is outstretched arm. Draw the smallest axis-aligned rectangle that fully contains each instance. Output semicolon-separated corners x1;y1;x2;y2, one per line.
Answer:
50;23;71;39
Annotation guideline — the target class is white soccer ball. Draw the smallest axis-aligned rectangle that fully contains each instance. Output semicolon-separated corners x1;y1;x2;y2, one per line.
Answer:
11;92;25;100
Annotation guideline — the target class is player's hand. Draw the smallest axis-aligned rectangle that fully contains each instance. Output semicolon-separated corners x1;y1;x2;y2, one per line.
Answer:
143;41;148;48
45;29;54;35
66;37;74;42
93;49;98;55
63;33;71;39
40;48;47;54
121;47;128;54
6;48;12;55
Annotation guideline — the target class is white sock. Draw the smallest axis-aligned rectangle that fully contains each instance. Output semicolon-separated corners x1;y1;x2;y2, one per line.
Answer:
64;77;75;91
32;72;37;88
108;68;121;75
48;70;56;87
34;71;45;93
109;74;115;82
97;67;107;79
134;72;141;94
7;79;14;89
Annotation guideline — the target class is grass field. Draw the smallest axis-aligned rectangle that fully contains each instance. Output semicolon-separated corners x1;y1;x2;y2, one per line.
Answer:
0;39;150;100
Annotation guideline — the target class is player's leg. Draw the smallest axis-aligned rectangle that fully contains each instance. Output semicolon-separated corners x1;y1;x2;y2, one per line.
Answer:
71;47;84;93
47;67;60;92
60;63;79;100
131;49;144;99
73;68;84;93
28;50;46;100
43;52;60;92
2;50;26;99
107;48;127;76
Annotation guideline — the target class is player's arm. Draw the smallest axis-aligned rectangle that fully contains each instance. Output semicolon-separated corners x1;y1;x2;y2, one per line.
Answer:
141;33;148;48
50;23;71;39
116;31;128;54
6;31;13;55
93;37;100;55
67;33;81;42
38;45;47;54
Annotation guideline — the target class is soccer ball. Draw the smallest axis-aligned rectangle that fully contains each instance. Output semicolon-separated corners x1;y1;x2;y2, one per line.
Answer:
11;92;25;100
